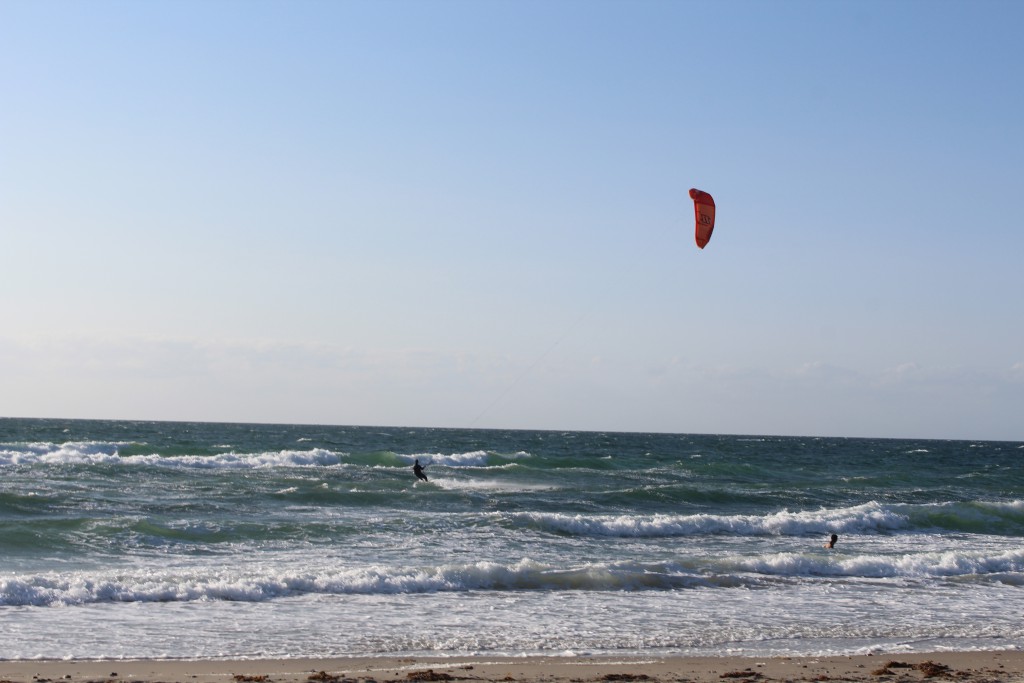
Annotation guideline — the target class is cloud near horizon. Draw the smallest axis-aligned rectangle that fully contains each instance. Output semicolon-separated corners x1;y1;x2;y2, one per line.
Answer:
2;334;1021;440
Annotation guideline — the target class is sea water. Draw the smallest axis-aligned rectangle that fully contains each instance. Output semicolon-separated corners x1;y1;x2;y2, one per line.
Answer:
1;418;1022;660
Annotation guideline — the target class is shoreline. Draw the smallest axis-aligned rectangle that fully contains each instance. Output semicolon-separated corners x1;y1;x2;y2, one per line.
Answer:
2;652;1023;683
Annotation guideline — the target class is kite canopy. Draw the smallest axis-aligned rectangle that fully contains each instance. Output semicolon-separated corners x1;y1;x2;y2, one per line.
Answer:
689;188;715;249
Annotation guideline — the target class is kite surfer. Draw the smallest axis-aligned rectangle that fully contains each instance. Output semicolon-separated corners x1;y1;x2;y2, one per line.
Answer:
413;459;429;482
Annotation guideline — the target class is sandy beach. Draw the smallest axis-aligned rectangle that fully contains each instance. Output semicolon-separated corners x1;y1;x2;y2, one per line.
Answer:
2;653;1023;683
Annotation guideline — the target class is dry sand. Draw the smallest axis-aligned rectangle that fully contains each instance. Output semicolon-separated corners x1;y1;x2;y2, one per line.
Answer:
1;652;1022;683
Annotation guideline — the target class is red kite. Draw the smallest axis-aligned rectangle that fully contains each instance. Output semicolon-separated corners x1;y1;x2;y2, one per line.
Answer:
689;188;715;249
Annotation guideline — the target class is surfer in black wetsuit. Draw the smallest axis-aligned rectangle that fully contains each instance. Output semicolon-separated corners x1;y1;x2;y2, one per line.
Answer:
413;459;428;482
824;533;838;549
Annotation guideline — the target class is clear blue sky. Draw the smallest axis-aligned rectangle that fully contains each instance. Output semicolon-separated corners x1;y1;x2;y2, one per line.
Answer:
3;0;1022;440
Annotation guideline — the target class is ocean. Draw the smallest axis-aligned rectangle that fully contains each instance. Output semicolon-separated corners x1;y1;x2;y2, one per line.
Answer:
2;418;1022;661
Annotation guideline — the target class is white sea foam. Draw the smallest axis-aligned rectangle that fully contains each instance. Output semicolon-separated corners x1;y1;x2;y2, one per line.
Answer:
4;546;1023;608
0;442;343;468
399;450;531;468
434;478;559;493
508;502;911;538
404;450;492;467
733;547;1024;578
0;440;132;464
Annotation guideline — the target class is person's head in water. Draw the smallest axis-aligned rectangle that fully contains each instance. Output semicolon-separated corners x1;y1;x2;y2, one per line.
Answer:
825;533;838;549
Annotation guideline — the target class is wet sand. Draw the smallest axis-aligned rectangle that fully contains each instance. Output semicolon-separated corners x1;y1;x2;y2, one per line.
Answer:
1;652;1023;683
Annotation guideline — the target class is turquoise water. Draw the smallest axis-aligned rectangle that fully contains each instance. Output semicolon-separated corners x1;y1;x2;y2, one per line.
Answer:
1;418;1022;659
